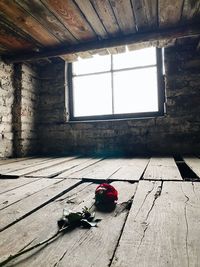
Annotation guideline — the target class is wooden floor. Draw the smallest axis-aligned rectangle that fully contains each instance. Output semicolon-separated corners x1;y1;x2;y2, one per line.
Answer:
0;156;200;267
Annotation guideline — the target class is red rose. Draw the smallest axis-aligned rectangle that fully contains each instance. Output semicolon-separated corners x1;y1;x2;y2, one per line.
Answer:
95;183;118;205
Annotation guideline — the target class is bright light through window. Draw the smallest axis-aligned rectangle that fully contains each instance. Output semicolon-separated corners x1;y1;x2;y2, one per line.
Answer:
70;47;163;119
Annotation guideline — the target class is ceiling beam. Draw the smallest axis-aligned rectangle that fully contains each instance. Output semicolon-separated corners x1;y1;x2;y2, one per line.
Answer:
3;23;200;63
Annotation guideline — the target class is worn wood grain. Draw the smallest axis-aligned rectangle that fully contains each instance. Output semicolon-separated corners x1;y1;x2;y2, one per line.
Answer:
181;0;200;21
15;0;77;44
1;157;76;177
0;182;94;263
0;157;54;176
110;158;149;181
0;178;58;210
159;0;184;27
5;23;200;62
183;157;200;178
143;157;182;180
25;157;93;178
0;157;33;166
109;0;136;33
0;0;60;46
45;182;137;267
55;158;103;178
111;180;200;267
67;158;134;180
131;0;150;30
0;14;43;47
144;0;158;27
90;0;121;36
42;0;96;40
0;182;137;266
74;0;108;38
0;178;80;231
0;20;35;51
0;178;40;195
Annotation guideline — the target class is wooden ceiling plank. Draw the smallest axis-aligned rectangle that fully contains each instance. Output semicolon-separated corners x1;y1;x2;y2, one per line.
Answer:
74;0;108;39
0;15;43;49
41;0;96;40
181;0;200;21
159;0;185;27
143;0;158;28
131;0;149;30
0;21;35;51
4;23;200;62
90;0;121;37
15;0;77;44
109;0;136;34
0;0;60;46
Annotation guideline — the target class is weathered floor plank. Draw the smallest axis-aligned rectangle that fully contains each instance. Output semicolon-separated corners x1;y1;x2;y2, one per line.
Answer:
2;156;76;177
183;157;200;178
68;158;144;180
143;157;182;180
0;178;81;232
0;178;59;210
55;158;103;179
0;182;95;264
0;157;34;166
109;158;149;181
111;180;200;267
25;157;94;178
0;177;40;195
67;158;121;180
0;157;55;176
0;181;137;267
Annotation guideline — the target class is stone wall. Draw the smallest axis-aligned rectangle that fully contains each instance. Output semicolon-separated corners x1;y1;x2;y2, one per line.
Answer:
31;40;200;156
0;60;14;157
0;60;40;157
20;63;40;156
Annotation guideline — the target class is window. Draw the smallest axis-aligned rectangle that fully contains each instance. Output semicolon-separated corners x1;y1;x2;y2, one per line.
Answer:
68;47;164;121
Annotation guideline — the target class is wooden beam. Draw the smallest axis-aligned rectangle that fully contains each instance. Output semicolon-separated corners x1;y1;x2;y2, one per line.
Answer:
3;23;200;63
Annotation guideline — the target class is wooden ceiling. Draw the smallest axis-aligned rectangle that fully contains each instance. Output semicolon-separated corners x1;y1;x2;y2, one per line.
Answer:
0;0;200;63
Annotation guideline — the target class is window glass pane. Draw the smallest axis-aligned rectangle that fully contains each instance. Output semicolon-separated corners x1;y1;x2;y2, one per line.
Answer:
113;47;156;69
113;67;158;114
73;73;112;117
73;54;111;75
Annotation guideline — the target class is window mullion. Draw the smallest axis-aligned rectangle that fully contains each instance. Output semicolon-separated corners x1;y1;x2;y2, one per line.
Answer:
111;55;114;115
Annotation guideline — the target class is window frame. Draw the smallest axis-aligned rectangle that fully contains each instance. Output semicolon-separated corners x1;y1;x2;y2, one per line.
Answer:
68;48;165;121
